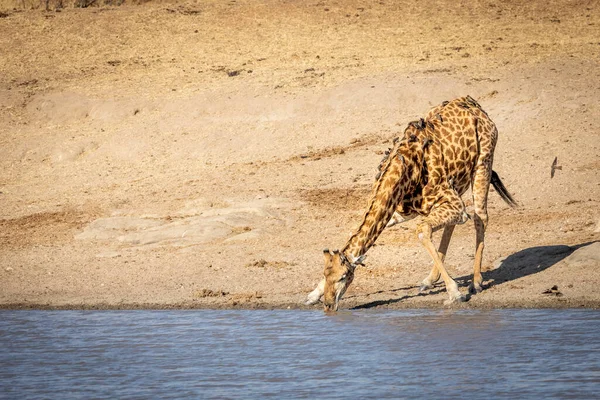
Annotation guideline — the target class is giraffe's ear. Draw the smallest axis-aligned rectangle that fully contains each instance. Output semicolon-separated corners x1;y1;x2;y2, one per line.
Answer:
323;249;332;262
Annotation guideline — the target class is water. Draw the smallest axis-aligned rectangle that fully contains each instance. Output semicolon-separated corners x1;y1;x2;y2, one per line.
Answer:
1;309;599;399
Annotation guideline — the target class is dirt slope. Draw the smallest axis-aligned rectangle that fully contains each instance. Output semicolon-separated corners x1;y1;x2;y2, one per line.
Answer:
0;0;599;310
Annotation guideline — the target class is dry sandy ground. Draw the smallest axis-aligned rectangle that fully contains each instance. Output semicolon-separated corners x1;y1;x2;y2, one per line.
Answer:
1;0;599;310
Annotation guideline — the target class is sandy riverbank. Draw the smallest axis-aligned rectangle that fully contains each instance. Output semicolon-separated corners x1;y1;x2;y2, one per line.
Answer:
1;0;599;310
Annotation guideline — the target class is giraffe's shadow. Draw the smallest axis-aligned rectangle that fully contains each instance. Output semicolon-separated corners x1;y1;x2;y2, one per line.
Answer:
351;241;596;310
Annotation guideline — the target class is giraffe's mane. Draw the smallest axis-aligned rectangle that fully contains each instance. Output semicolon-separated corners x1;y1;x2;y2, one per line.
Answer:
376;118;432;180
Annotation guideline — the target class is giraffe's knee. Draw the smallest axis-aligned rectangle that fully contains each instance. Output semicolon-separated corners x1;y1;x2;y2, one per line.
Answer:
473;209;488;228
416;223;432;242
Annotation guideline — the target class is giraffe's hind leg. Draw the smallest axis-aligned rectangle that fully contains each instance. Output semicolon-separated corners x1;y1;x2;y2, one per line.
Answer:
419;224;455;292
469;163;492;294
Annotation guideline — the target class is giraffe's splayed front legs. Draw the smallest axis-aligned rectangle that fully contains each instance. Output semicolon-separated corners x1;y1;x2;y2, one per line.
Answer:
417;224;465;304
419;224;457;292
416;197;468;304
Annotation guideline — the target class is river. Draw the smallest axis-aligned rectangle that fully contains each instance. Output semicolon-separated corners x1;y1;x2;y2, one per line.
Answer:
1;309;599;399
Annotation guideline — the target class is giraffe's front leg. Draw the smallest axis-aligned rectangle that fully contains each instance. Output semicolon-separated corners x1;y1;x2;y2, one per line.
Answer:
417;222;465;305
416;195;469;304
418;183;465;294
305;278;325;305
419;224;455;292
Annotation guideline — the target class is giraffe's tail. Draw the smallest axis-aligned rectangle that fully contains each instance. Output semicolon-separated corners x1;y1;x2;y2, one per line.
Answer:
491;170;518;208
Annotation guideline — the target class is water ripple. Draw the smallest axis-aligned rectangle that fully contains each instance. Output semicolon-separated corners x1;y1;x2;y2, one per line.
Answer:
1;309;599;399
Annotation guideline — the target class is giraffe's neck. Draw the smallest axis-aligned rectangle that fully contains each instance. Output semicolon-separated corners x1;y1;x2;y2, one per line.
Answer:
342;152;418;261
342;195;400;260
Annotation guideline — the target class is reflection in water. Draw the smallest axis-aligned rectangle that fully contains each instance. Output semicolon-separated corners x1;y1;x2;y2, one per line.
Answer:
1;309;599;399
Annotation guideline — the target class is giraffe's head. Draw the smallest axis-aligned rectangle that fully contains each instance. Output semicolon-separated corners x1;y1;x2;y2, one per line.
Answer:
322;249;365;312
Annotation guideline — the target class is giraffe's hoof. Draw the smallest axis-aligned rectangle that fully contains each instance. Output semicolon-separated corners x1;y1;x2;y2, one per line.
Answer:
443;292;466;305
304;294;321;306
468;283;483;295
419;283;433;293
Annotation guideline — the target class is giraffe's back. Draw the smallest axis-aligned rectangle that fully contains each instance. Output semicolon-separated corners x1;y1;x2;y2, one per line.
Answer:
387;97;499;216
424;96;498;196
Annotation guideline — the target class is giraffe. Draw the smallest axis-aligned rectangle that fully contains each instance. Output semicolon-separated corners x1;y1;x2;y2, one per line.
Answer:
306;96;517;311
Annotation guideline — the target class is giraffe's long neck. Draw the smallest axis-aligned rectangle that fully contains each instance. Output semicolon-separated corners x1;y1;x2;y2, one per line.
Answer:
342;204;396;261
342;151;418;261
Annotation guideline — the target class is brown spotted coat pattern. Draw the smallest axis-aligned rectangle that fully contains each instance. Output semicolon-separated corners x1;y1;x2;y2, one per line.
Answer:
313;96;515;311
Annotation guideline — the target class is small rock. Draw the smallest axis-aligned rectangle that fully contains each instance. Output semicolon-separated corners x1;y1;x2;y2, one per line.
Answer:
5;267;13;272
542;285;563;296
196;289;228;298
